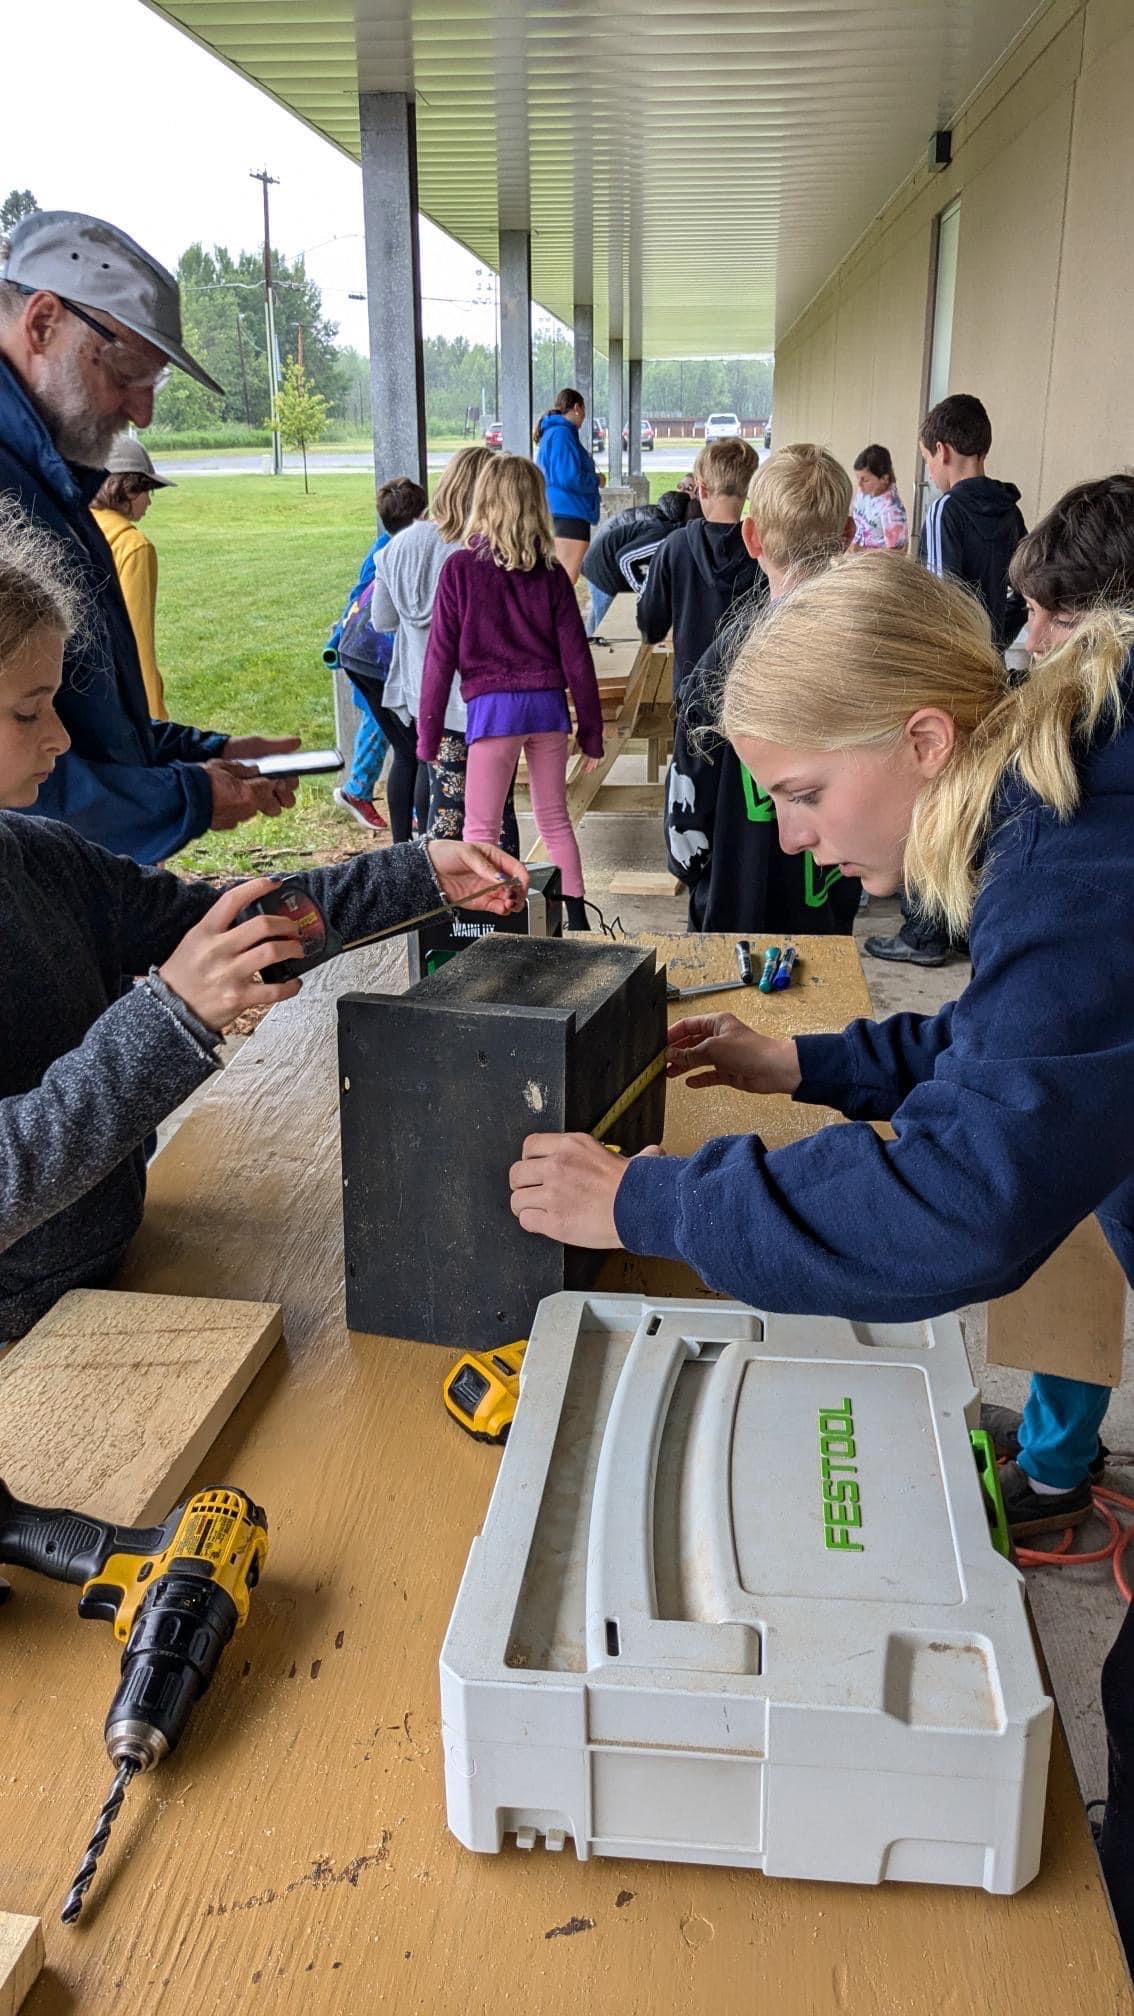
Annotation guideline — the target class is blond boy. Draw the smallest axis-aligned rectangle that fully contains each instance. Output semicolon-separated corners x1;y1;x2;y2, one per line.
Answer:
638;434;763;697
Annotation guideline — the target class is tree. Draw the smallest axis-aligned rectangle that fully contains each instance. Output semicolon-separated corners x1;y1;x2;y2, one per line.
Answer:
1;189;38;234
274;356;329;490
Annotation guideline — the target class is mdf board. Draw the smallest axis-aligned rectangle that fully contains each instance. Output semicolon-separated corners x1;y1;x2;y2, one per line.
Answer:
0;1918;41;2016
0;1289;282;1523
987;1216;1127;1386
339;934;667;1349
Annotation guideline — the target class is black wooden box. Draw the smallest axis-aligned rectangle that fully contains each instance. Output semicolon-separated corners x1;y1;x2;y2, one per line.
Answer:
337;934;667;1348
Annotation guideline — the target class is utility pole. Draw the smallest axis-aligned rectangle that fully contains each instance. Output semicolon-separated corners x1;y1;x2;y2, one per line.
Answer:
251;168;282;474
234;303;252;426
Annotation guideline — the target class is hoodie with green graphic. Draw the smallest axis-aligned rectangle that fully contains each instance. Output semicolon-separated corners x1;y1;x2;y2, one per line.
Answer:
665;633;861;935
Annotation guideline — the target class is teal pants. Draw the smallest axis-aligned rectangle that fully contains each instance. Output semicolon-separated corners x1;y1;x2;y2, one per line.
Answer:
1018;1373;1111;1488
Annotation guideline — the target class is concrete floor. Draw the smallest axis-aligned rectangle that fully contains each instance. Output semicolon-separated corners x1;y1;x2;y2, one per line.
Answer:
159;741;1129;1814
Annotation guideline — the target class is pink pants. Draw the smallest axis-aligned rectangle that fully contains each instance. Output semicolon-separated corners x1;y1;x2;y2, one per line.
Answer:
463;732;584;898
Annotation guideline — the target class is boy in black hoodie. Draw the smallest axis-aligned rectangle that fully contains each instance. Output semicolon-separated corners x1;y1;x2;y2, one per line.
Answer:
867;392;1027;966
638;437;764;699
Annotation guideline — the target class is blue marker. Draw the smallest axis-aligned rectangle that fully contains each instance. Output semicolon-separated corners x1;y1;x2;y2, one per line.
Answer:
758;945;781;993
772;945;798;990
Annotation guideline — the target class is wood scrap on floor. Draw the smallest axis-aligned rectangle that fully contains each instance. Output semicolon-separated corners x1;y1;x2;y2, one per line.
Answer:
608;871;686;898
0;1289;282;1523
0;1915;42;2016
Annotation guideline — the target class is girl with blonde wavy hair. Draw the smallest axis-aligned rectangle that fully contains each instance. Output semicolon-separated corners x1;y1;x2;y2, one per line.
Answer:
509;495;1134;1548
417;453;605;928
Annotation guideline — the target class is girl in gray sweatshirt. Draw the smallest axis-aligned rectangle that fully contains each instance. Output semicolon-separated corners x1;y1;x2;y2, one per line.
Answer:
0;503;525;1340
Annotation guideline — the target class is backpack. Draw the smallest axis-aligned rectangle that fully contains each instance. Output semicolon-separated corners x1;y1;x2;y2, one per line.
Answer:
337;579;394;682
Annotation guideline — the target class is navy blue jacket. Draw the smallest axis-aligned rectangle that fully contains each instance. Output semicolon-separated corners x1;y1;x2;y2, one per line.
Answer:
535;412;601;525
920;475;1028;648
0;359;225;861
617;670;1134;1315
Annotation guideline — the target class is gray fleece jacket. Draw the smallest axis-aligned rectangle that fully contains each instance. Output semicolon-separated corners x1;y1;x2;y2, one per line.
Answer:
372;519;466;732
0;815;444;1340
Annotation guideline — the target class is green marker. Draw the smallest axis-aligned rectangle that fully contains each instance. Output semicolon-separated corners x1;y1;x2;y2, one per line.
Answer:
758;945;781;993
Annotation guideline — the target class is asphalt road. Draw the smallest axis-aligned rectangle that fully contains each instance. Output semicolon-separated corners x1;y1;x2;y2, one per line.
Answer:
156;441;713;479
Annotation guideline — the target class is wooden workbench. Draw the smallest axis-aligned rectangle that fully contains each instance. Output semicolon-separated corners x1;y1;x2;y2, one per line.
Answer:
1;934;1129;2016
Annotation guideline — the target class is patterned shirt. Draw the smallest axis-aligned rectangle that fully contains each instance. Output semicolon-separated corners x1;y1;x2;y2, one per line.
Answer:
852;484;909;551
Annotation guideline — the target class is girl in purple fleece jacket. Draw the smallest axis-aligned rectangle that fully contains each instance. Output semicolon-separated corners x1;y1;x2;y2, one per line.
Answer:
417;453;604;929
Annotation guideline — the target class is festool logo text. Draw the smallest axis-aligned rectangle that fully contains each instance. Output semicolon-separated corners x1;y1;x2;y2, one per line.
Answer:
819;1397;863;1552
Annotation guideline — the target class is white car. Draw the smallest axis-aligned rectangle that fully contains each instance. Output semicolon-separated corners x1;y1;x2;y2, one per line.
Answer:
704;411;742;443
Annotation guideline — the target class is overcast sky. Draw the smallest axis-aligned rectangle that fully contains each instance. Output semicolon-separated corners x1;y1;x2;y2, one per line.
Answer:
3;0;535;353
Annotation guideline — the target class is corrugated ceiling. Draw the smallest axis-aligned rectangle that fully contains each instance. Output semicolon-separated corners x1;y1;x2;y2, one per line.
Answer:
142;1;1043;355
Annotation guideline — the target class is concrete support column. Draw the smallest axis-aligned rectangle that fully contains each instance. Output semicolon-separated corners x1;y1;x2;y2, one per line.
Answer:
607;336;624;486
573;303;594;436
358;91;426;485
628;355;643;477
499;229;533;453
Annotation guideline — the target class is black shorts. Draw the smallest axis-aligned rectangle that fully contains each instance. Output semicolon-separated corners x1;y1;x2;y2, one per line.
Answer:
553;516;591;543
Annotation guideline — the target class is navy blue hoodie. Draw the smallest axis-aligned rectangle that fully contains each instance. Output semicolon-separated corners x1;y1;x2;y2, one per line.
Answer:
920;475;1027;648
0;358;225;862
617;667;1134;1315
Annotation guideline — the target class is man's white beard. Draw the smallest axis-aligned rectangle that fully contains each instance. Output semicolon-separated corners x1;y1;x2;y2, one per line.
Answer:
35;347;123;468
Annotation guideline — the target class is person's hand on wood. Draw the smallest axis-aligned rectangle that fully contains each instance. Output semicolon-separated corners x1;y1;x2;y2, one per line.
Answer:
666;1014;802;1095
509;1135;665;1248
159;878;304;1030
204;759;294;830
425;839;529;915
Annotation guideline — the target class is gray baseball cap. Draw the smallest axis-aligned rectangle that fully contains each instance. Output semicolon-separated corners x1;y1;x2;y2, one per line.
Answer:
1;210;224;397
104;433;175;487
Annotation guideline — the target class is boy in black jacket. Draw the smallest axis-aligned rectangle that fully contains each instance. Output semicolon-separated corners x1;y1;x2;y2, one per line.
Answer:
581;480;696;637
638;437;764;698
666;444;861;935
867;391;1028;966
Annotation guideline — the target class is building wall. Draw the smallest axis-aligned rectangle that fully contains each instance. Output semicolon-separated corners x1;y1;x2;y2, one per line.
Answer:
771;0;1134;525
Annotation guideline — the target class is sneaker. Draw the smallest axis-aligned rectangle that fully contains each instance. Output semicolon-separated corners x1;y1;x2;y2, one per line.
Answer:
980;1402;1107;1480
997;1459;1093;1539
863;931;948;967
334;787;388;833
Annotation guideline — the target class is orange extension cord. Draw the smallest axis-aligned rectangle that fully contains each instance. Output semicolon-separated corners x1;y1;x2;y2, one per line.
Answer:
1014;1477;1134;1601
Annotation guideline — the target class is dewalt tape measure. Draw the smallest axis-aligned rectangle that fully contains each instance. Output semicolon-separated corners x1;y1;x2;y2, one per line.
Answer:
443;1340;528;1444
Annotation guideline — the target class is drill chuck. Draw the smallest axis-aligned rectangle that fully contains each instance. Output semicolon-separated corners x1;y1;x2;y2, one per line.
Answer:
105;1571;239;1773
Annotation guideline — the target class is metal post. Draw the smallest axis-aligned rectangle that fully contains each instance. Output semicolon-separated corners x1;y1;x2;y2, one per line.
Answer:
607;337;624;486
358;91;427;485
574;303;594;444
250;169;282;475
628;355;643;479
499;229;532;453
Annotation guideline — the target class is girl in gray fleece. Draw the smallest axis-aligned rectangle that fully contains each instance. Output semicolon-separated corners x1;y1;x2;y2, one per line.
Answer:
0;502;526;1340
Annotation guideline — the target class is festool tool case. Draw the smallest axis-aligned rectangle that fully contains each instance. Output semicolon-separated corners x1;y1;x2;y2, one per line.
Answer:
441;1295;1052;1892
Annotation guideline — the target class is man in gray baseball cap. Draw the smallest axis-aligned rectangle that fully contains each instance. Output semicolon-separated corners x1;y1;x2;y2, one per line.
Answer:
0;210;301;861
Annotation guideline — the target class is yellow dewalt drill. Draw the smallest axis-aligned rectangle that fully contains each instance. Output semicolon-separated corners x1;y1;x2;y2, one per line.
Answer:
0;1478;268;1923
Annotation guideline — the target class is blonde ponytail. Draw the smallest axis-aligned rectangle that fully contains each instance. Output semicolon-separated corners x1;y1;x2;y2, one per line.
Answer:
720;552;1132;935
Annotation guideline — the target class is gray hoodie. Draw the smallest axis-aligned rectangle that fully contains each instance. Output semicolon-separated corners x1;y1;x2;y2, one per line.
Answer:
371;519;466;732
0;815;445;1340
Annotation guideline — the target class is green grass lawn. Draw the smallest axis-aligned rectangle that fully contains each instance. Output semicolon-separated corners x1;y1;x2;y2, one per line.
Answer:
150;467;677;875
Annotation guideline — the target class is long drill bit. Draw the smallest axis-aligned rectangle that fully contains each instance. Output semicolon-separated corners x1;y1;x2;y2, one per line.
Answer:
60;1760;138;1924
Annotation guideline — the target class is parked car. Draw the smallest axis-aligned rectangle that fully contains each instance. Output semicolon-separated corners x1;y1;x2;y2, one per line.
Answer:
764;415;773;450
621;418;656;451
591;417;607;452
484;418;503;449
704;411;742;443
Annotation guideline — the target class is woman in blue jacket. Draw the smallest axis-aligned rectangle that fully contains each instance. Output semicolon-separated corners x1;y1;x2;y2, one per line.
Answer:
534;387;601;582
509;531;1134;1548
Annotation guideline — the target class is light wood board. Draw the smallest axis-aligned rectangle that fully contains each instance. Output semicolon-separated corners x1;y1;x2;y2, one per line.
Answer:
0;1288;282;1524
0;1917;42;2016
0;935;1127;2014
988;1215;1127;1386
607;870;684;897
